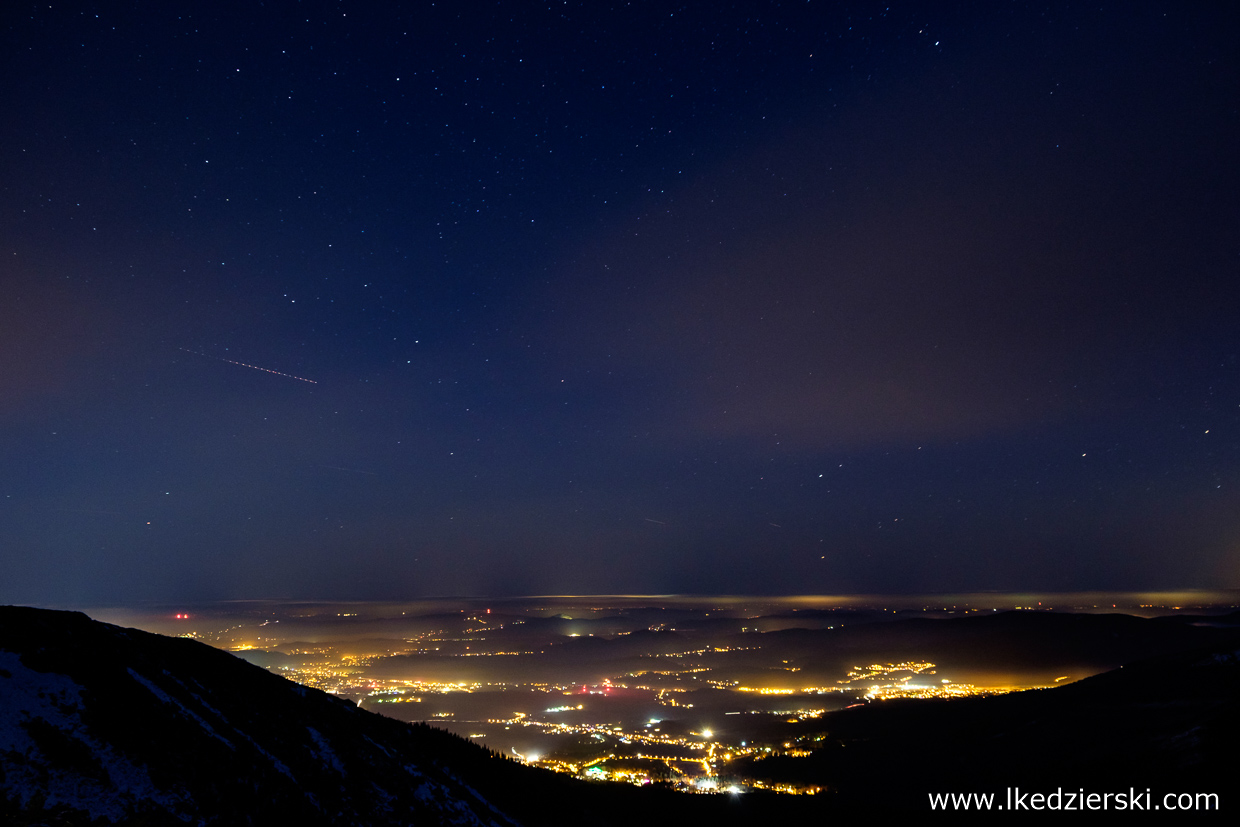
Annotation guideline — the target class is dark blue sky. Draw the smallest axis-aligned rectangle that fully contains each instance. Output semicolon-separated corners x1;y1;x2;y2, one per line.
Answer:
2;1;1237;604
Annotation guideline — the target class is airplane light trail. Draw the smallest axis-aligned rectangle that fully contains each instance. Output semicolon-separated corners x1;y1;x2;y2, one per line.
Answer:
179;348;317;384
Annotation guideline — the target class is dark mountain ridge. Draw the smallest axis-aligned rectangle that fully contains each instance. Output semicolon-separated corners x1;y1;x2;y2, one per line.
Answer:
0;605;524;826
737;609;1240;676
734;632;1240;814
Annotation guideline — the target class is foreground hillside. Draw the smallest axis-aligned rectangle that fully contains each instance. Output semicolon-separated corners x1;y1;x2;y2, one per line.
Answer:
0;605;527;825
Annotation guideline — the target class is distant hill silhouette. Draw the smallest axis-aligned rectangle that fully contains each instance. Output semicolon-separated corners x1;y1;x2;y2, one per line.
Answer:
733;629;1240;813
745;609;1240;675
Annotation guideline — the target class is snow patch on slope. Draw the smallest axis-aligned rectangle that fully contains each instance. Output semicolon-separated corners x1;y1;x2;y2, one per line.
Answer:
126;667;235;750
306;726;345;775
1;651;194;822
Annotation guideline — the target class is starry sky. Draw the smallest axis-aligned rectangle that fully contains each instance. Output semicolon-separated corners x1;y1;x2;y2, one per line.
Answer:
2;1;1238;605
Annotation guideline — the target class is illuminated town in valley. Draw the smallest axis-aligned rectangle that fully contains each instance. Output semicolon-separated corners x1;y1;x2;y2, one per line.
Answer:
90;591;1237;794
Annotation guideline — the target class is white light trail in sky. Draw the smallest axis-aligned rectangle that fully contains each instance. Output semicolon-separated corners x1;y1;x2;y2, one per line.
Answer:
179;348;317;384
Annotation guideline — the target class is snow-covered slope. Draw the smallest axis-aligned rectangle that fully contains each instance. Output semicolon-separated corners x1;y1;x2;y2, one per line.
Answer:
0;606;520;826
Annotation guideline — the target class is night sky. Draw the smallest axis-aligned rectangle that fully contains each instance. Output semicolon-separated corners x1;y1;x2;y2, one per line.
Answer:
3;1;1238;605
